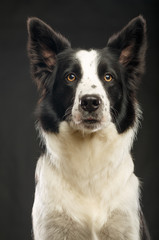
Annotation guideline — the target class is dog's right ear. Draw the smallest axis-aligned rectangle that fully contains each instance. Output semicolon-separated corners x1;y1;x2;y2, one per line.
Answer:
27;17;71;90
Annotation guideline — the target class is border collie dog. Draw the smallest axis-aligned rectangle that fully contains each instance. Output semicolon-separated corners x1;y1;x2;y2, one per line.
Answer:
27;16;150;240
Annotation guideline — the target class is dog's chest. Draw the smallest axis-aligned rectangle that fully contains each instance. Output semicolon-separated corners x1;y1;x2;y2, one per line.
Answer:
34;156;138;240
35;123;136;231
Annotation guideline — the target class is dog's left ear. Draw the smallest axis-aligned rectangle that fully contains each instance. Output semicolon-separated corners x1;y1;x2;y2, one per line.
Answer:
107;16;147;75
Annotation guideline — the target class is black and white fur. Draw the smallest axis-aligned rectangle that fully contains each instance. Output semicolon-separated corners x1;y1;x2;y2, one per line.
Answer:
27;16;150;240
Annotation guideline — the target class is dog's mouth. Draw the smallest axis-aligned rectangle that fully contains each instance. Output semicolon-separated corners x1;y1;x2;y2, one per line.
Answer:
70;107;107;132
78;116;102;131
70;114;109;132
83;118;99;125
83;120;100;131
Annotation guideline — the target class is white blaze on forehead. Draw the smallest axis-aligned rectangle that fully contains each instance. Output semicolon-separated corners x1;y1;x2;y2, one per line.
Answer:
76;50;101;95
71;50;111;128
76;50;98;77
75;49;110;103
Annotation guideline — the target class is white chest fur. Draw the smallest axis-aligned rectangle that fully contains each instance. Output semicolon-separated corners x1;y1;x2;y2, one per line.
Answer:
35;122;140;232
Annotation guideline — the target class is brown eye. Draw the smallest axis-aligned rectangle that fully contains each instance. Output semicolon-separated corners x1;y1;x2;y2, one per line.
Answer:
66;73;76;82
104;73;113;82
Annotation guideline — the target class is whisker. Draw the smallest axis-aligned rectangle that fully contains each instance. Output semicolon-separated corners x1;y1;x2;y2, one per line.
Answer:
110;106;121;132
63;96;75;121
63;105;72;120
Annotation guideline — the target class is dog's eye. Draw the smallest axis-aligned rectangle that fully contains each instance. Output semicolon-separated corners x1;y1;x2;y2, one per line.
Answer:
104;73;113;82
66;73;76;82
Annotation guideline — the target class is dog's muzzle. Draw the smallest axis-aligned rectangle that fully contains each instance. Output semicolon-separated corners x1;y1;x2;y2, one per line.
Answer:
78;94;103;129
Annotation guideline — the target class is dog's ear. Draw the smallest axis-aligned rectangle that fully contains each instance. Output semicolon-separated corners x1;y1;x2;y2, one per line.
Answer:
27;17;71;90
107;16;147;78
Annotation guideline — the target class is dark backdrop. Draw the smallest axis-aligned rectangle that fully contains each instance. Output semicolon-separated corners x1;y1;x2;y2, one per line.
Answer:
0;0;158;239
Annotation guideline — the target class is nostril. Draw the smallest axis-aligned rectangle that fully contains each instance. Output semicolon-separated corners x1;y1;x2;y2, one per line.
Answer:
80;95;101;112
92;99;100;108
81;99;89;108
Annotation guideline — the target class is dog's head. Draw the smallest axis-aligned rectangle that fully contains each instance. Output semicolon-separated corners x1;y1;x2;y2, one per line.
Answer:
27;16;146;134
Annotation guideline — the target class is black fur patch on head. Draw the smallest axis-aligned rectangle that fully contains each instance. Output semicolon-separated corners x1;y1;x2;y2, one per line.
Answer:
27;18;75;132
35;48;82;133
97;15;147;133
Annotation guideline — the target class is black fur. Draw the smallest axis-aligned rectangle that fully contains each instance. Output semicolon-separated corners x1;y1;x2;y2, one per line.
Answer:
34;48;82;133
106;16;147;132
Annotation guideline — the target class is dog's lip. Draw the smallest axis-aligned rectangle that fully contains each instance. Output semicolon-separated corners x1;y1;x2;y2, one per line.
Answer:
83;118;100;124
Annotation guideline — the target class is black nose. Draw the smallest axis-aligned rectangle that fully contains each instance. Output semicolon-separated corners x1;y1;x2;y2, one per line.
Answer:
80;95;101;112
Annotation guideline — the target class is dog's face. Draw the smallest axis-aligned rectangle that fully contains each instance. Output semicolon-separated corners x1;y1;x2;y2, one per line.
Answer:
70;49;112;132
60;49;123;133
27;16;146;134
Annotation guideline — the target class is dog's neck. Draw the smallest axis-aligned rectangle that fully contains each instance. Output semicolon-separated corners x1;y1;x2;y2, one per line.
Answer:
41;122;136;196
42;122;135;196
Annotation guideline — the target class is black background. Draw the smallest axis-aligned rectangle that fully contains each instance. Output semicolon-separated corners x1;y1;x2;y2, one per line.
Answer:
0;0;158;239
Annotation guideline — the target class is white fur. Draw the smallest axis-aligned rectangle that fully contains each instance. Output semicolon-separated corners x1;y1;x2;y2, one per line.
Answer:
71;50;111;132
33;122;140;239
32;49;141;239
